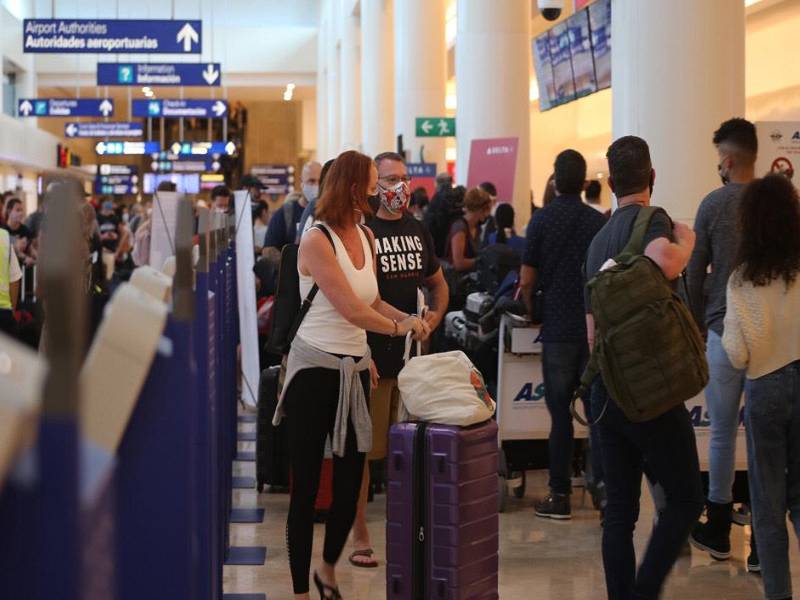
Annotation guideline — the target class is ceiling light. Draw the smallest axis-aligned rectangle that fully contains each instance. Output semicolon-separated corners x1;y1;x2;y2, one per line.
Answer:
287;83;296;90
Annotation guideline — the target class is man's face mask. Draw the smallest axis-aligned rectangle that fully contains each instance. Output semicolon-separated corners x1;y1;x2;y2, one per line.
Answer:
717;159;731;186
378;180;410;214
302;183;319;202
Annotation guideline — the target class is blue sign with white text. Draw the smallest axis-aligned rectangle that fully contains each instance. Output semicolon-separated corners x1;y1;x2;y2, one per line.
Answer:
132;99;228;119
64;121;143;138
23;19;201;53
406;163;437;178
97;62;221;87
18;98;114;117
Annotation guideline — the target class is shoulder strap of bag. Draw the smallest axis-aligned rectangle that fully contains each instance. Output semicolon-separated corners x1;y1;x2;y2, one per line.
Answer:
357;223;376;260
283;200;295;242
616;205;659;263
291;223;335;332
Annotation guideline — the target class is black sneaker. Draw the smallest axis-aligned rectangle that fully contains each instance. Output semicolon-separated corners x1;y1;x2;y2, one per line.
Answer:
689;502;732;560
747;535;760;574
534;493;571;520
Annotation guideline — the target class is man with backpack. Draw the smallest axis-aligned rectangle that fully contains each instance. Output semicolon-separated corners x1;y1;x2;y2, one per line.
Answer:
519;149;606;520
348;151;449;568
582;136;705;599
686;119;758;568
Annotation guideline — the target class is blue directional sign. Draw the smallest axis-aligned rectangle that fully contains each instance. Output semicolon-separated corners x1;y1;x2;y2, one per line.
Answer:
65;121;143;139
23;19;201;54
132;99;228;119
95;141;161;156
165;141;237;156
407;163;437;178
18;98;114;118
96;165;139;195
97;62;221;87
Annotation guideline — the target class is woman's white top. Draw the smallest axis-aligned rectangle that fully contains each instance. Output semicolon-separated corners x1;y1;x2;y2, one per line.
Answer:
723;269;800;379
296;223;378;356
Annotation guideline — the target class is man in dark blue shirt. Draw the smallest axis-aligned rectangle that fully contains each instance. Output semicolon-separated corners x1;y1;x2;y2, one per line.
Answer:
263;161;322;251
520;149;606;520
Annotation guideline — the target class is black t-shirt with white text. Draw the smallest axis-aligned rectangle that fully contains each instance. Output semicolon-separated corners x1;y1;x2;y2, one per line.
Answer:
96;213;121;252
367;214;440;378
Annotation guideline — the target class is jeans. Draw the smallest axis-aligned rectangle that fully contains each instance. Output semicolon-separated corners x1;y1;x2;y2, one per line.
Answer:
705;330;746;504
745;361;800;600
542;341;603;495
592;382;704;600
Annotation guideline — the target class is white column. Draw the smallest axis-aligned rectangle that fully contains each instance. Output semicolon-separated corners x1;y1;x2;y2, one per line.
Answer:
326;3;342;156
455;0;531;216
340;8;362;151
394;0;447;168
316;6;329;161
612;0;745;222
361;0;395;158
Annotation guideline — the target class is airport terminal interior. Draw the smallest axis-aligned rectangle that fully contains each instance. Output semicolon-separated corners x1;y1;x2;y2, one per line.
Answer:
1;0;800;599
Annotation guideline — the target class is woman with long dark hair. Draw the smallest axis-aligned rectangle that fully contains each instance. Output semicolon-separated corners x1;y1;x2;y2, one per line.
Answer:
722;174;800;600
272;150;429;599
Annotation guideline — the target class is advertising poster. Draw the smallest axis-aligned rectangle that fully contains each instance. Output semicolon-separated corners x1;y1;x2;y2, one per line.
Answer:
548;21;576;106
532;34;556;112
466;138;519;204
756;122;800;189
149;190;180;271
589;0;611;90
234;190;260;409
567;10;597;97
685;393;747;471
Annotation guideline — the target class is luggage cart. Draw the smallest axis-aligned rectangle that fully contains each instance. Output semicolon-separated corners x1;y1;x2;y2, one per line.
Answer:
495;313;589;512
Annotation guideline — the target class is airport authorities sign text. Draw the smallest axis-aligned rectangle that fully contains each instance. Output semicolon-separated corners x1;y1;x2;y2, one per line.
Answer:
132;99;228;119
23;19;201;53
18;98;114;117
65;122;143;138
98;63;221;87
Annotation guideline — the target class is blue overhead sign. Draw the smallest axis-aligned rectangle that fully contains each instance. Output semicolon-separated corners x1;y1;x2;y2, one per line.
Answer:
64;121;143;138
132;99;228;119
407;163;437;178
18;98;114;117
95;141;161;156
23;19;201;53
97;62;221;87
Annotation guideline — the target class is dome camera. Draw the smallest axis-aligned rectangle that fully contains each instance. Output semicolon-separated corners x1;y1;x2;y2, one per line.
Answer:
538;0;565;21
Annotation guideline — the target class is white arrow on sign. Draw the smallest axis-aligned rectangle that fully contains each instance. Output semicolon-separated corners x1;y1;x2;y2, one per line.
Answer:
421;120;433;134
202;64;219;85
96;142;107;155
65;123;78;137
171;142;182;155
225;141;236;155
99;99;113;117
212;101;226;117
177;23;199;52
19;100;33;116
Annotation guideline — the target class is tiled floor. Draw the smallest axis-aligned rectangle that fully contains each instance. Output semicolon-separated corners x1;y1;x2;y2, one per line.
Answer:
225;429;797;599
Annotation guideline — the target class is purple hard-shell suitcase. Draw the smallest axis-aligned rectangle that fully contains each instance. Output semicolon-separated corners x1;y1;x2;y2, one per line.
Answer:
386;420;499;600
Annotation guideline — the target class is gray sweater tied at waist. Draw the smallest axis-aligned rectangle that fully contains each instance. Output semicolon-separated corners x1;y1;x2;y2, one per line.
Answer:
272;334;372;458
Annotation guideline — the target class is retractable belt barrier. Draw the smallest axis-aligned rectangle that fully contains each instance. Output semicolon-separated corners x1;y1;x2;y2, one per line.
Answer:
0;195;266;599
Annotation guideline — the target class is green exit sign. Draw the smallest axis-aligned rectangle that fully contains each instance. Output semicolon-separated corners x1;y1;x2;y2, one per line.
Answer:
416;117;456;137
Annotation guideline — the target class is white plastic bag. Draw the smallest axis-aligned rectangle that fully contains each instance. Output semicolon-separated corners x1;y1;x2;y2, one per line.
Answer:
397;334;495;426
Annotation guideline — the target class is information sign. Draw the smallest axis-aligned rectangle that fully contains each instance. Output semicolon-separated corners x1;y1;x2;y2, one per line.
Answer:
97;62;221;86
18;98;113;117
132;99;228;118
65;121;142;138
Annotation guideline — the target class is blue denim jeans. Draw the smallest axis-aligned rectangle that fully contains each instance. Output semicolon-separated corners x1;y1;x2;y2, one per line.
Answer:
705;330;746;504
592;382;704;600
542;341;603;494
745;360;800;600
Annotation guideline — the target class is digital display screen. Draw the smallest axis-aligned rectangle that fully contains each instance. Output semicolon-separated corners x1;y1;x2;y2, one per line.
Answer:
589;0;611;90
533;34;557;112
548;21;576;106
143;173;200;194
567;9;597;97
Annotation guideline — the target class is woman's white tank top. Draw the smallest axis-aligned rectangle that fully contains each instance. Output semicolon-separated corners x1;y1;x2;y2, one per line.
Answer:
296;223;378;356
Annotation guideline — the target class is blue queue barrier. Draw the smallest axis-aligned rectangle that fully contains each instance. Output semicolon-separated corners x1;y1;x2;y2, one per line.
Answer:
115;315;198;600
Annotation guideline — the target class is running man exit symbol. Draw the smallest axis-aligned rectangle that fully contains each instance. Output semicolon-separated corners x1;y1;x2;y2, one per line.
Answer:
416;117;456;137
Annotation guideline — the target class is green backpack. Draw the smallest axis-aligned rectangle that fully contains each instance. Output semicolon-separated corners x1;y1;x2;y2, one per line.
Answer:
573;206;708;424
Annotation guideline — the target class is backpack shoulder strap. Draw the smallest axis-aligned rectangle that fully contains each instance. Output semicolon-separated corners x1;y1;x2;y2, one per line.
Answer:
283;200;296;242
312;222;335;252
616;205;660;262
357;223;376;260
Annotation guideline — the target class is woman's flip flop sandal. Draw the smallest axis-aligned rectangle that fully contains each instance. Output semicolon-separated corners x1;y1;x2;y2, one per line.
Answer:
348;548;379;568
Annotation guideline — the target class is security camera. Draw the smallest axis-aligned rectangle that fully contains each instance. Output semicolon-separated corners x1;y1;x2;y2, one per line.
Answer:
538;0;564;21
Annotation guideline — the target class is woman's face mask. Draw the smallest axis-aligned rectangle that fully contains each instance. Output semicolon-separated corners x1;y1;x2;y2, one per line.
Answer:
378;181;410;214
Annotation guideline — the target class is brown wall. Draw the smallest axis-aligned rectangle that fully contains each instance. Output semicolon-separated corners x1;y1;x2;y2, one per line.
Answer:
243;100;306;190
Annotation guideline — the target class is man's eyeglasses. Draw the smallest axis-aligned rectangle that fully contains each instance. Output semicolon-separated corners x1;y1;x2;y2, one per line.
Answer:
379;175;410;186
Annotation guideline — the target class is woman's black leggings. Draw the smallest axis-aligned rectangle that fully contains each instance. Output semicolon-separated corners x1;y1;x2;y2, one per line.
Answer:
284;366;369;594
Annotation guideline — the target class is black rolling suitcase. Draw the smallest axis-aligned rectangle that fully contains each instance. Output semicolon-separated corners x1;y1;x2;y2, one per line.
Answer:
256;365;290;492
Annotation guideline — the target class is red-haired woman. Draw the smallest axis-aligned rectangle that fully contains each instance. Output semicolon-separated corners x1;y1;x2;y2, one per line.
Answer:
273;150;429;599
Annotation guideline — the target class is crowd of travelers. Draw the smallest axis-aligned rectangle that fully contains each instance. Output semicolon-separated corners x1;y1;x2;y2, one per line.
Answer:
2;115;798;600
